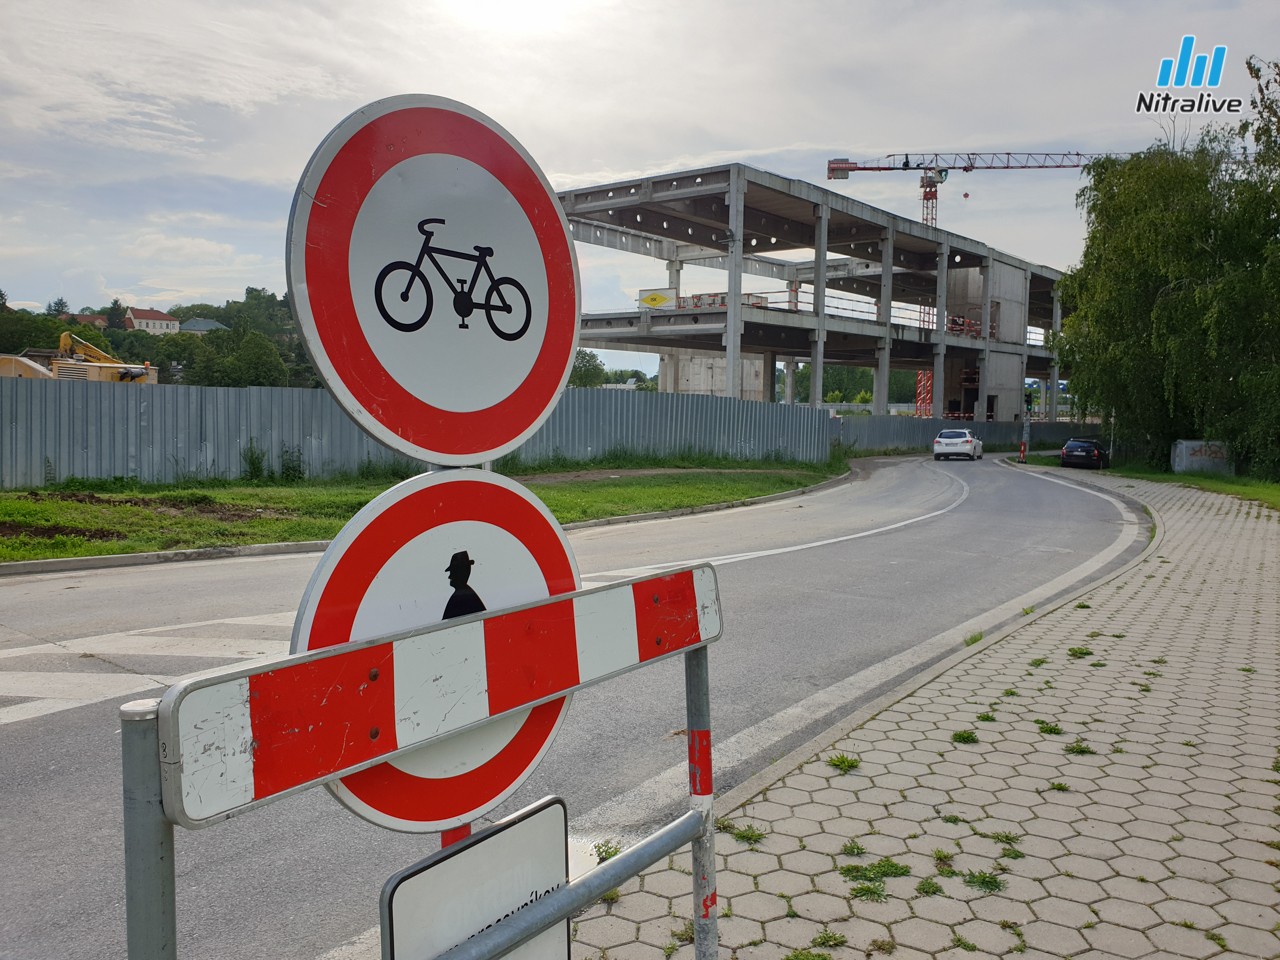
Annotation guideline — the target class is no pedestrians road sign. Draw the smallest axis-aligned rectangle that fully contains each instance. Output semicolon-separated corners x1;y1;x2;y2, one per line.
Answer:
287;95;579;465
290;470;579;832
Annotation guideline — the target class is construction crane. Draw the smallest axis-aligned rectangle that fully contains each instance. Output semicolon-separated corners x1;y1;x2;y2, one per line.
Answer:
827;152;1115;226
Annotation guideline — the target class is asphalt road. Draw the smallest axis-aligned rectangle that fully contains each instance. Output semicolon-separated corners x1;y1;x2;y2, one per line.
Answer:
0;457;1147;960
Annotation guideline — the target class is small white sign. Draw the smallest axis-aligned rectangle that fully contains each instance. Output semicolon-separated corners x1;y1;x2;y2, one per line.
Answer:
382;797;569;960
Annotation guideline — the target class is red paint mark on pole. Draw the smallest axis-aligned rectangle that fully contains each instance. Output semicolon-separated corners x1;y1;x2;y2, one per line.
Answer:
688;729;713;796
700;891;717;919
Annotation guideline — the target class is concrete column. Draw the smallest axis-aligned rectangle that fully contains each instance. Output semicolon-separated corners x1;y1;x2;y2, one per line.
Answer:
1049;287;1062;421
763;351;777;403
667;259;682;298
724;169;745;399
783;360;796;404
873;228;895;415
977;257;992;420
808;204;829;406
932;242;949;420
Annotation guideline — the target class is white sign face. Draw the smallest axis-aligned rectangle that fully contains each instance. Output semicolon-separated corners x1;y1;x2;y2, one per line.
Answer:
381;797;569;960
286;95;580;465
292;470;579;832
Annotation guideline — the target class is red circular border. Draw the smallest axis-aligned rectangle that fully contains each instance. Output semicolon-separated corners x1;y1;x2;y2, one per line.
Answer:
300;477;577;823
304;105;576;459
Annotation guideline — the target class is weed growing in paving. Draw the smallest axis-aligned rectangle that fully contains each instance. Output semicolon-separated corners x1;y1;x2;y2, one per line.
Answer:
932;849;955;868
810;930;847;949
1205;931;1228;948
1239;666;1257;673
849;882;888;902
593;839;622;863
781;951;832;960
915;877;943;896
1001;846;1026;859
963;871;1006;893
732;824;767;846
1152;657;1167;665
977;712;997;722
985;831;1023;845
1067;646;1093;659
1086;630;1102;638
1003;688;1020;697
672;921;694;944
951;730;979;744
1065;738;1097;755
1048;781;1070;791
1021;606;1036;615
867;940;896;955
1090;661;1107;667
964;632;984;646
941;814;966;825
952;934;978;951
1131;682;1152;693
1144;670;1162;677
825;753;860;774
841;839;866;856
1029;657;1048;667
840;858;911;882
1035;719;1063;735
1075;601;1092;609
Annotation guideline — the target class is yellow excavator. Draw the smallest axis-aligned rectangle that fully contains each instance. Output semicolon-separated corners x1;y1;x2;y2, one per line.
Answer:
54;332;157;384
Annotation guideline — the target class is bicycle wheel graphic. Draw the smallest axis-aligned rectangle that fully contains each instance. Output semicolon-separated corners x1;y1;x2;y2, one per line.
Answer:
375;262;434;332
483;277;531;342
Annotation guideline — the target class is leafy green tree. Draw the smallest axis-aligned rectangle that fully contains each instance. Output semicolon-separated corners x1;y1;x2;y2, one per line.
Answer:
569;348;606;387
1060;65;1280;478
0;289;8;309
46;297;69;316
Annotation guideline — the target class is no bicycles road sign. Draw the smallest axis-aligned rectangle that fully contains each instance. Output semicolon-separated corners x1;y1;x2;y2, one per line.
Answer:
290;470;579;832
286;95;580;465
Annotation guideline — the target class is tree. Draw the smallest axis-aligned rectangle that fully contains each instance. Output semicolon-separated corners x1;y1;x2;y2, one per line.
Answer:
105;298;127;330
46;297;69;316
1059;75;1280;479
568;348;605;387
0;289;7;309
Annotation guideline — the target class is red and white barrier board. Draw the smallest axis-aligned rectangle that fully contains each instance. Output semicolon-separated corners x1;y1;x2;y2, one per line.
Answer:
157;565;721;829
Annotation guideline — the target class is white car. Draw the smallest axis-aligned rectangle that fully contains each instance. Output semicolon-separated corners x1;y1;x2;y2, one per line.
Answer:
933;428;983;461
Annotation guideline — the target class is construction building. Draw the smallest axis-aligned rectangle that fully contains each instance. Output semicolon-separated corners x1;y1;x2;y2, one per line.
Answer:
557;163;1063;422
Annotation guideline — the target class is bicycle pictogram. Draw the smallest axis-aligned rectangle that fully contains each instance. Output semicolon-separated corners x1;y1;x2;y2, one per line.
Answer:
374;218;532;341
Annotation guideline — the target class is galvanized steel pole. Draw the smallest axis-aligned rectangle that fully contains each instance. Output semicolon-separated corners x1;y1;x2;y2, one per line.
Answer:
120;698;177;960
684;646;719;960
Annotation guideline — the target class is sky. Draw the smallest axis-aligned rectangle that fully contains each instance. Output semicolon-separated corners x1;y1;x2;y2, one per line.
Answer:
1;0;1273;375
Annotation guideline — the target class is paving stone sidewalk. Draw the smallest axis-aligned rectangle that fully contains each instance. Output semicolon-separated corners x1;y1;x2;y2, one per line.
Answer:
571;474;1280;960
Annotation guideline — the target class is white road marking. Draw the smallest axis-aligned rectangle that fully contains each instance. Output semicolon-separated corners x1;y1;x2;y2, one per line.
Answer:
0;612;296;725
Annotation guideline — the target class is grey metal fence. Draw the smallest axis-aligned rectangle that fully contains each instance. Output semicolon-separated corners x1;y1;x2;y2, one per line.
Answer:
835;414;1089;453
0;380;836;488
0;379;1095;488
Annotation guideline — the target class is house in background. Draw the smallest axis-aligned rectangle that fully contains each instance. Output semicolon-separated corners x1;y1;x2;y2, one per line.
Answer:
124;307;180;334
68;313;108;329
180;317;229;336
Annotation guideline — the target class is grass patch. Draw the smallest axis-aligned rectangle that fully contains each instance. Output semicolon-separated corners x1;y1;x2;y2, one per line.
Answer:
825;753;861;774
976;712;997;722
951;730;979;744
1048;781;1070;791
1035;719;1064;735
1067;646;1093;659
963;631;984;646
1065;738;1097;755
0;458;843;562
841;839;866;857
731;823;767;846
1028;657;1048;667
915;877;943;896
1106;464;1280;512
